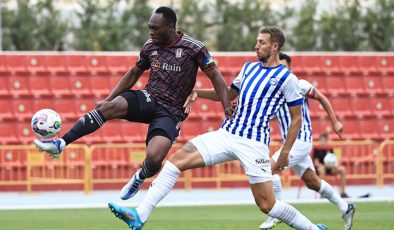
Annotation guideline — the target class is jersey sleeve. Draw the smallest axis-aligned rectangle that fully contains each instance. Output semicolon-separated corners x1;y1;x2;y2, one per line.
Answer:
282;74;303;107
195;46;216;72
135;42;151;70
230;62;249;93
299;79;316;98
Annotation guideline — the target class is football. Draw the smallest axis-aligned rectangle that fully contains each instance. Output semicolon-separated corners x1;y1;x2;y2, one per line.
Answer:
31;109;62;139
323;153;338;169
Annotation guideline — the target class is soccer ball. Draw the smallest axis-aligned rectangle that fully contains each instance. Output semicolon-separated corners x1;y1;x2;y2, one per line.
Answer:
323;153;337;169
31;109;62;139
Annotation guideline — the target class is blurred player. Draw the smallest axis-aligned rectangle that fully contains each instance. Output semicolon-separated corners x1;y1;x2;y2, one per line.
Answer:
108;27;328;230
313;133;348;197
34;6;233;199
259;53;355;230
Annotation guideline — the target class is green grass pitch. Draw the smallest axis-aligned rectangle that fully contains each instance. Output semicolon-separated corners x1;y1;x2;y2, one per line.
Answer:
1;202;393;229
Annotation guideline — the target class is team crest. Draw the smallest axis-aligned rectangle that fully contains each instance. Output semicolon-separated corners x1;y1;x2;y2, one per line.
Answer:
151;60;161;71
269;78;277;86
176;48;183;59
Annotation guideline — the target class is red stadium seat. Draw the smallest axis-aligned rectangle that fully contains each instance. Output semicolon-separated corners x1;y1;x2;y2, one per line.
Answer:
321;56;341;75
6;55;28;74
33;98;55;112
28;75;52;97
54;99;77;120
109;76;122;89
0;56;7;74
351;96;373;118
359;118;380;140
377;56;394;74
49;75;72;97
66;55;88;74
0;75;10;97
9;76;31;96
27;55;48;74
307;75;328;94
362;75;384;95
0;123;19;144
74;98;94;117
190;100;223;120
0;99;14;121
101;121;123;143
12;98;34;121
325;75;347;95
339;56;361;75
107;56;131;75
90;75;111;97
179;120;205;142
371;96;392;117
378;119;394;139
300;56;324;75
307;99;326;118
69;76;93;97
195;76;212;89
46;55;68;74
341;118;361;140
382;75;394;95
358;56;380;75
328;96;353;118
344;75;366;96
269;118;282;141
121;122;148;143
16;121;36;144
87;55;109;74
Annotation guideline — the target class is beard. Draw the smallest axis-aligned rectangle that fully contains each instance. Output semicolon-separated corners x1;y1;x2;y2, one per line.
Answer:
257;52;271;62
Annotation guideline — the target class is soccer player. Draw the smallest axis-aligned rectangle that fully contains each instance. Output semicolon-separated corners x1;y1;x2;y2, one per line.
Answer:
259;53;355;230
108;27;328;230
33;6;233;199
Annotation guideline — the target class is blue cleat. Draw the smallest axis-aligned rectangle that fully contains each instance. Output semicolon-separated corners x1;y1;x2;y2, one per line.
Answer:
108;203;145;230
317;223;328;230
120;169;145;200
34;139;65;159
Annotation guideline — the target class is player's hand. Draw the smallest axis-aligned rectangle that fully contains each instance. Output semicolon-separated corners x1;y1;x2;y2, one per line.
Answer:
275;152;289;172
183;90;198;114
224;104;235;119
333;120;343;139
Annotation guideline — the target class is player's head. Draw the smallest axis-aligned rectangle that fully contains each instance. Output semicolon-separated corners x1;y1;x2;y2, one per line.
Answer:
255;27;285;62
149;6;177;45
319;133;329;148
279;52;292;69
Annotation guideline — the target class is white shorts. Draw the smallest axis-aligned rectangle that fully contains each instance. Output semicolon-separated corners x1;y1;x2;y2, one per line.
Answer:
190;128;272;184
272;139;315;177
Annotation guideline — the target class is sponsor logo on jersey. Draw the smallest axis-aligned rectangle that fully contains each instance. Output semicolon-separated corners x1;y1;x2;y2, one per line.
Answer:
176;48;183;59
151;60;181;72
255;158;270;165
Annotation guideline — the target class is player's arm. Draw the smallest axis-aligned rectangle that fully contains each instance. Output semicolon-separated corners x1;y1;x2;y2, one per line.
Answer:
308;87;343;138
104;65;144;101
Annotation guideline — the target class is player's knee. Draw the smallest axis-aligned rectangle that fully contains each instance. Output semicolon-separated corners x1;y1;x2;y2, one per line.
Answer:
144;154;163;174
257;200;274;214
98;100;127;120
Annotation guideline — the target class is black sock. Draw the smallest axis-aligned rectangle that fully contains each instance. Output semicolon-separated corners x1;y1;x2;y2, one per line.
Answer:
62;109;106;145
138;160;161;180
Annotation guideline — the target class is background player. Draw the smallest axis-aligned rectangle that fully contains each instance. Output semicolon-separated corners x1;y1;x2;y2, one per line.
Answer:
108;27;328;230
259;53;355;230
34;6;233;199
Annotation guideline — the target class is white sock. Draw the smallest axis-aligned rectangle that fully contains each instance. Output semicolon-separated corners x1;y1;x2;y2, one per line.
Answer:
268;200;318;230
59;138;66;150
272;174;282;200
319;180;348;214
136;161;181;222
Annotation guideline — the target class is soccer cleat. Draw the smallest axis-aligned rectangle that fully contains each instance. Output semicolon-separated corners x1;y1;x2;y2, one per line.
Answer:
259;216;282;229
120;169;145;200
33;139;65;159
342;203;356;230
108;203;145;230
317;224;328;230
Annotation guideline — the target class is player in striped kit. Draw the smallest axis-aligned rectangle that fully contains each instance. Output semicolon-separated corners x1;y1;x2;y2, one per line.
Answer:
259;53;355;230
108;27;328;230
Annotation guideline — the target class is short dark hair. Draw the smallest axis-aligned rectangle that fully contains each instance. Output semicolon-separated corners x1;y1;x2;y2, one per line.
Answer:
259;27;285;50
279;52;292;66
155;6;177;28
319;133;329;140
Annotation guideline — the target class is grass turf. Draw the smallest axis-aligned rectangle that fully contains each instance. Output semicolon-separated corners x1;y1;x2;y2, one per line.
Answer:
0;202;393;229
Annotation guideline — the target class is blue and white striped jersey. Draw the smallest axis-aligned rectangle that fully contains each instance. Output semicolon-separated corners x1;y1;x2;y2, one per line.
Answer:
221;62;303;145
276;79;315;143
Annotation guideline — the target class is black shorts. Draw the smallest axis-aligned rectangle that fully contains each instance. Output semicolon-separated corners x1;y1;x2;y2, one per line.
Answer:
120;90;180;144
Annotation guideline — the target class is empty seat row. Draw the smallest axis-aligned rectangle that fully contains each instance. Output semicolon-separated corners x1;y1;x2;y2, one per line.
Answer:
0;55;137;75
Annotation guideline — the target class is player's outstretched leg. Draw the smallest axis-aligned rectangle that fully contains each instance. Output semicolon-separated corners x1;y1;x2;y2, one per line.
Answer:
33;139;66;159
259;174;282;229
108;203;144;230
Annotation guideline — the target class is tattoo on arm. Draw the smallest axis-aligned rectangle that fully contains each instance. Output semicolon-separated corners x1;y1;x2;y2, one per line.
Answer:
182;141;197;153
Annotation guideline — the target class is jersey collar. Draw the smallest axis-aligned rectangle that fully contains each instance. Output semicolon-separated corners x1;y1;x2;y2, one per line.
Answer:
164;31;183;48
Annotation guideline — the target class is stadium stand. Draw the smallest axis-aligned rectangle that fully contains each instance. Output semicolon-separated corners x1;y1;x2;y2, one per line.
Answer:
0;53;393;192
